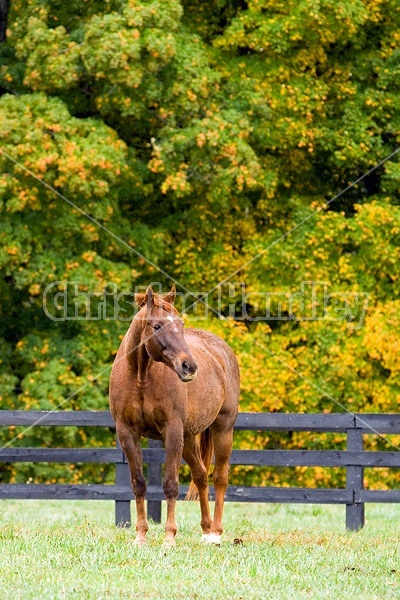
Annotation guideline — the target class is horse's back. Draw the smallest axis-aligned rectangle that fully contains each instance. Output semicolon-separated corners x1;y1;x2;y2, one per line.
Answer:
186;326;238;367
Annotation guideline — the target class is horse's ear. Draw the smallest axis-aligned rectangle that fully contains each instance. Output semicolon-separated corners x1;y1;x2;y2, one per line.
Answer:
146;285;154;310
164;284;176;305
134;293;146;307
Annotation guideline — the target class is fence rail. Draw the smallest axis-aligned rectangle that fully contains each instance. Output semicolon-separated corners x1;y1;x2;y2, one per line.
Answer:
0;410;399;531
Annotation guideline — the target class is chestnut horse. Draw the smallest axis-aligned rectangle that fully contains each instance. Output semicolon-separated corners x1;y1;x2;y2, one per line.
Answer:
109;285;240;546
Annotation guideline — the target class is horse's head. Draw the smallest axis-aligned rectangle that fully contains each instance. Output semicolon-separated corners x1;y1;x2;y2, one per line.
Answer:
135;285;198;383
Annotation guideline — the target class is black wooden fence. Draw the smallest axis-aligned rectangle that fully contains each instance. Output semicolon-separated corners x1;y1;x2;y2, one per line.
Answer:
0;411;399;531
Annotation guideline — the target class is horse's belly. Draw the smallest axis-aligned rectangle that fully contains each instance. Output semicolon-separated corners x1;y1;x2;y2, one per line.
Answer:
183;348;227;435
184;375;224;436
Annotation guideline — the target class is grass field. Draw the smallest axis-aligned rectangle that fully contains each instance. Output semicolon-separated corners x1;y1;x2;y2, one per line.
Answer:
0;500;398;599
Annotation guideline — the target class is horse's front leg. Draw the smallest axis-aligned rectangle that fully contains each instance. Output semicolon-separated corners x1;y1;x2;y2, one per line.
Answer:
163;420;184;546
116;421;148;545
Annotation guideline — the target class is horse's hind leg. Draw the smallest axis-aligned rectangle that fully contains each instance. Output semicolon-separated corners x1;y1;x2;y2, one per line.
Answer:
182;436;212;537
209;427;234;543
116;421;148;545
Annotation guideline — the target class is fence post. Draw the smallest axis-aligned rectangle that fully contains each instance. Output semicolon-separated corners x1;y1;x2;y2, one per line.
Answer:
346;427;365;531
147;439;162;523
115;439;131;527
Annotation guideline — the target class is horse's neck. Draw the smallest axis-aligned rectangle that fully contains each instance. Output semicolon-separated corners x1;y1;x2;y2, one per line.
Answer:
126;316;151;388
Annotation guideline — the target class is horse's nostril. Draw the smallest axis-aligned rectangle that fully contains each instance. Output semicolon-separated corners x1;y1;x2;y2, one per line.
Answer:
182;361;190;374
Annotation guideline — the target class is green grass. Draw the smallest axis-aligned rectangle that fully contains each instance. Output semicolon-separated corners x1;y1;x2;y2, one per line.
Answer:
0;500;399;599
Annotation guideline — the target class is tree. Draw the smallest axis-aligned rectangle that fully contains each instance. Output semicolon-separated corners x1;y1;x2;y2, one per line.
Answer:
0;0;399;488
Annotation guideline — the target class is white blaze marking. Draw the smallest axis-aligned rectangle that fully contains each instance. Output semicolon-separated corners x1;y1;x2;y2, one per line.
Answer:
167;315;179;332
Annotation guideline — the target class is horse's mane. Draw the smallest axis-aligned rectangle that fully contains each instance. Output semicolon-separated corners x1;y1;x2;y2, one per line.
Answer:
152;297;179;315
185;328;213;339
135;292;179;315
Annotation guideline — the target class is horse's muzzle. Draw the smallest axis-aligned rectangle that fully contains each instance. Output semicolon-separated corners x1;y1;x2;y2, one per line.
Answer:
178;371;198;383
176;359;198;382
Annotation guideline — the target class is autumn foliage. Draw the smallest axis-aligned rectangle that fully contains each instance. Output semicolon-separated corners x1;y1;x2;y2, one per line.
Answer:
0;0;399;488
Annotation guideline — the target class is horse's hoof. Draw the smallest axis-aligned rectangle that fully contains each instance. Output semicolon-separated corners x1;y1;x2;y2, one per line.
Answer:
162;538;176;549
133;537;146;546
201;533;221;545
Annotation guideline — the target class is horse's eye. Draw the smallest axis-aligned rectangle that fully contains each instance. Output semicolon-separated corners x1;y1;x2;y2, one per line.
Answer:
153;323;161;331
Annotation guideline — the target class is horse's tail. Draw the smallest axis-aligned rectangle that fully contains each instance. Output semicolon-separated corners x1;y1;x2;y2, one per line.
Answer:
185;427;214;501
